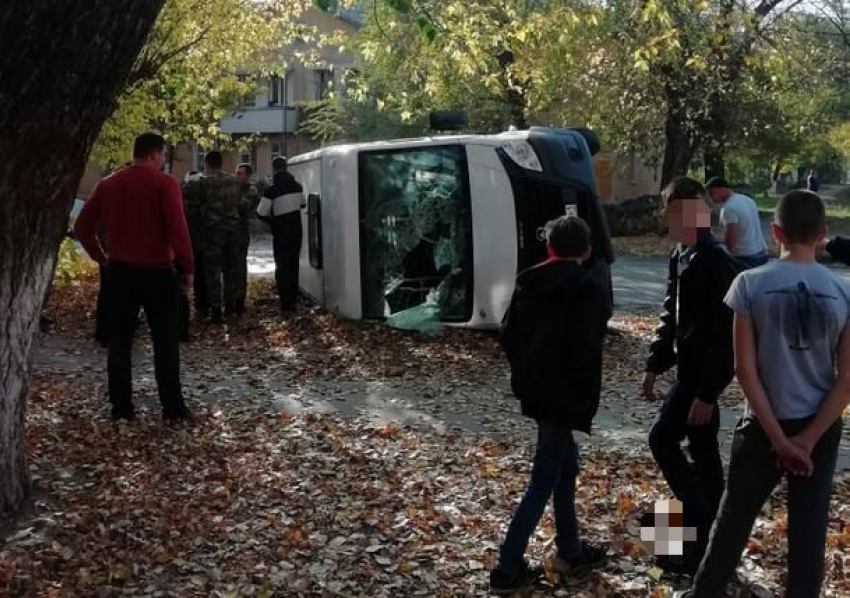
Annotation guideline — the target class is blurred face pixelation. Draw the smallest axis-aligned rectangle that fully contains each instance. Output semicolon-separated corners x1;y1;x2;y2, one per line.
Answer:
640;499;697;556
667;198;711;245
236;167;249;184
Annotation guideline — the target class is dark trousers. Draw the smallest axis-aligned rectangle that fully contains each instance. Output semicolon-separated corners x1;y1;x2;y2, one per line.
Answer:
95;266;111;343
174;263;190;341
99;266;189;343
736;251;769;270
233;234;250;310
498;421;582;575
649;384;724;565
272;216;302;310
193;250;208;315
204;238;240;314
107;263;187;418
688;416;842;598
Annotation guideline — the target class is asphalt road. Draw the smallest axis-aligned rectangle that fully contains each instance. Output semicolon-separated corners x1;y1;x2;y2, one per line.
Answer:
612;255;850;308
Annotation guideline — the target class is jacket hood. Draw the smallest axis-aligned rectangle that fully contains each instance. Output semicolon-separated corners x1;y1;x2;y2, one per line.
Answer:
272;170;296;187
516;259;594;300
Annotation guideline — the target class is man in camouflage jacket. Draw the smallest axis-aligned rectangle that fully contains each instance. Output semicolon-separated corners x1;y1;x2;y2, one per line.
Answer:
182;170;208;320
195;151;241;323
233;163;261;314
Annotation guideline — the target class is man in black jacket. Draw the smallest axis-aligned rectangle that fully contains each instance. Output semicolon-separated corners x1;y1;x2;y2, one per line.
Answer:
490;215;608;596
256;156;304;313
641;177;740;574
820;234;850;264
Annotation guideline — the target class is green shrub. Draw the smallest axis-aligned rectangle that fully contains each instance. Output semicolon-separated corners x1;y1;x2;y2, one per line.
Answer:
54;237;97;286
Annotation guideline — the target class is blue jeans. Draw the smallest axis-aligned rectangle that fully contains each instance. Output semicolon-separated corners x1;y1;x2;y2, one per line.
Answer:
736;251;769;269
497;421;582;574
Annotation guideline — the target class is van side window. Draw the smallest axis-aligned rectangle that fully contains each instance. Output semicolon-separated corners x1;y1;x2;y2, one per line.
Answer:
358;145;473;322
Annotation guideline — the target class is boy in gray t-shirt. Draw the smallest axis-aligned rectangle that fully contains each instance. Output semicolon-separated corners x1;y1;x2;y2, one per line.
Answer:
675;191;850;598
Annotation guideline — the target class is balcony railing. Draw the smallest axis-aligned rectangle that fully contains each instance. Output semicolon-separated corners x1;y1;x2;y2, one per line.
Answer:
220;106;300;135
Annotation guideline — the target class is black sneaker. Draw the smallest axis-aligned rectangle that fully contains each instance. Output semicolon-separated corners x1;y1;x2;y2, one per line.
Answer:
163;408;194;423
656;554;698;576
489;561;543;596
552;541;607;577
111;408;134;422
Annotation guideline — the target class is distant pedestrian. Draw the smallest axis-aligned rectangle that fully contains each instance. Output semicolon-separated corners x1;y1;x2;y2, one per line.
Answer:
641;177;739;575
807;169;820;192
706;177;769;269
234;163;260;314
257;156;304;313
74;132;193;422
673;190;850;598
490;215;608;596
197;151;241;323
182;170;208;319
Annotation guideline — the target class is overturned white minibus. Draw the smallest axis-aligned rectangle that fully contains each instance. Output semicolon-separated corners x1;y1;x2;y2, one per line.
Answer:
287;126;614;329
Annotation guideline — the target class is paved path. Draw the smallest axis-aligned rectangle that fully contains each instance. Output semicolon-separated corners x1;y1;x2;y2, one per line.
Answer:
613;255;850;308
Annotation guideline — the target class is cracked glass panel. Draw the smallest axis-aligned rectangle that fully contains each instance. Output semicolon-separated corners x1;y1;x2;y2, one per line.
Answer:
359;145;473;321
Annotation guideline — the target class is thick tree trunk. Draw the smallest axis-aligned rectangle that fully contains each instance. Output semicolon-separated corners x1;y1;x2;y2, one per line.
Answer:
0;0;165;524
660;94;695;187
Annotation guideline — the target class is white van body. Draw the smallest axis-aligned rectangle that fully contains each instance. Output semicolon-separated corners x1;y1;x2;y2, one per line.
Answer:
287;127;613;329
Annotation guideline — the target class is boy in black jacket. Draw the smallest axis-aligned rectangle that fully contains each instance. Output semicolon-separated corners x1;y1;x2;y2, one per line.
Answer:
641;177;740;574
490;216;608;596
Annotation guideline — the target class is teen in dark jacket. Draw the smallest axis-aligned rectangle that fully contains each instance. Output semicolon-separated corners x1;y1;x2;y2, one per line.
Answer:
490;216;608;596
641;177;740;574
823;235;850;264
501;258;607;433
256;156;305;313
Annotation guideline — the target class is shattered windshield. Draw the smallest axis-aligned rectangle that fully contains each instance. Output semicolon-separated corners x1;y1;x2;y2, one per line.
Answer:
358;145;473;321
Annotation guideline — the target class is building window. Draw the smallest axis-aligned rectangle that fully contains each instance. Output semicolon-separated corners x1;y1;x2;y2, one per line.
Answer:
284;70;296;106
312;69;332;101
268;76;282;106
239;147;257;169
238;74;256;108
194;144;206;172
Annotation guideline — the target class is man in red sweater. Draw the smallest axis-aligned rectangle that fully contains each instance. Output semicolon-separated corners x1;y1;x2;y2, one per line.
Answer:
75;132;194;422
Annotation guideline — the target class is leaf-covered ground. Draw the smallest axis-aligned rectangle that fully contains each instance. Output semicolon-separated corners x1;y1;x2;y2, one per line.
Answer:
2;277;848;597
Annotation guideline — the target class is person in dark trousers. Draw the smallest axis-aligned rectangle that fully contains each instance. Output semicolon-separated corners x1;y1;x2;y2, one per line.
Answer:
641;177;740;575
489;215;608;596
257;156;304;313
674;191;850;598
183;171;209;319
806;168;820;192
234;163;260;314
75;132;194;422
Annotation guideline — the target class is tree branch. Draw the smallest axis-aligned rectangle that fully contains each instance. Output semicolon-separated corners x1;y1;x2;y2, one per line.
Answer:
126;25;212;90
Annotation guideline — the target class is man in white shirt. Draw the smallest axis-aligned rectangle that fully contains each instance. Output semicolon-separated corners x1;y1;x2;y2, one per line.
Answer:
707;177;769;269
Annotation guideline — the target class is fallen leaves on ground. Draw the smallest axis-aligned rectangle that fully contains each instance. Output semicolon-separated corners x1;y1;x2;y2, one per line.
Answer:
6;277;845;597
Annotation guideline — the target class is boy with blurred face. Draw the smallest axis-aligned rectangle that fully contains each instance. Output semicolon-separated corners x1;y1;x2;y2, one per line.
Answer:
641;177;740;574
490;215;609;595
674;190;850;598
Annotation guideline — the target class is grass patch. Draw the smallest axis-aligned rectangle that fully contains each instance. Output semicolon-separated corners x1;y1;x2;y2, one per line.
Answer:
754;194;850;222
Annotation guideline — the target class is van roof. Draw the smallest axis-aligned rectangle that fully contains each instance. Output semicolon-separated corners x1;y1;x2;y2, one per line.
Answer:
287;130;532;165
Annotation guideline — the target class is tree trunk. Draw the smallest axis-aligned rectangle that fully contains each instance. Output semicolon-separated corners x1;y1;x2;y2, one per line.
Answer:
0;0;165;524
497;49;527;130
660;91;695;187
704;145;726;181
